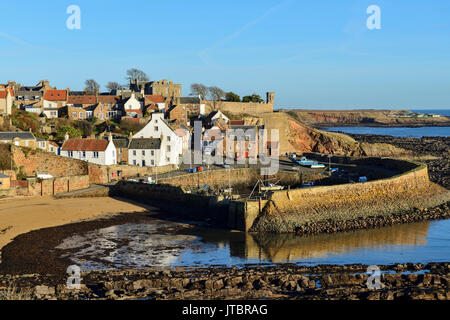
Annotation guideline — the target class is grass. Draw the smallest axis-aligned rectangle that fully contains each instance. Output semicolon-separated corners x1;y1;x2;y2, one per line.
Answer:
0;284;33;300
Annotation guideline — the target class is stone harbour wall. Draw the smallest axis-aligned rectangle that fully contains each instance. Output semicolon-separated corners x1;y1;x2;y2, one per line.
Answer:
251;164;450;233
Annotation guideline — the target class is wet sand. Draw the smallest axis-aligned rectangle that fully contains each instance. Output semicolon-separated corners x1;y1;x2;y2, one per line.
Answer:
0;196;153;262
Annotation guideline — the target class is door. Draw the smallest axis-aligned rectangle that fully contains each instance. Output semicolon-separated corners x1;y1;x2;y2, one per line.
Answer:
142;160;146;167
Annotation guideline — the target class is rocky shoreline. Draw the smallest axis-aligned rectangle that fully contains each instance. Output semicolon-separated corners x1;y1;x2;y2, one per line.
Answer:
291;202;450;236
349;135;450;189
313;122;450;128
1;262;449;300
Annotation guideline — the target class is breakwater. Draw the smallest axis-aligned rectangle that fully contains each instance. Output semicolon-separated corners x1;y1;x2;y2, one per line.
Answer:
112;157;450;233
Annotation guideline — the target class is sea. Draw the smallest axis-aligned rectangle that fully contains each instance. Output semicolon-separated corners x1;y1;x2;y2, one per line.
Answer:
324;110;450;138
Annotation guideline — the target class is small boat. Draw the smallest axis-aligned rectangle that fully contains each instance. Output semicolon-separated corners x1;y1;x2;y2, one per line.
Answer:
296;157;325;168
260;183;284;191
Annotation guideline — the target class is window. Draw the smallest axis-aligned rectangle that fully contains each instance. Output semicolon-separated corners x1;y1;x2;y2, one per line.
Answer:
151;160;154;166
73;112;77;118
151;150;154;156
133;150;136;156
167;136;171;142
93;152;99;158
142;150;145;156
155;126;159;132
82;151;86;158
68;151;73;157
79;112;83;119
133;160;136;165
167;146;171;152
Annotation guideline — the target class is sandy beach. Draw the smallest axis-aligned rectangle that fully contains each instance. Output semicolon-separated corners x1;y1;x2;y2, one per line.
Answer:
0;196;151;258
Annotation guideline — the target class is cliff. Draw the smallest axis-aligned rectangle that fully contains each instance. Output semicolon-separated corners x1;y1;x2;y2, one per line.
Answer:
242;112;410;157
284;110;450;127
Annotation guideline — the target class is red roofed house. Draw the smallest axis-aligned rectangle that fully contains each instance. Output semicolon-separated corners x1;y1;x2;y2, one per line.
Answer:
144;95;166;114
61;133;117;165
67;95;97;107
0;87;14;115
43;89;68;118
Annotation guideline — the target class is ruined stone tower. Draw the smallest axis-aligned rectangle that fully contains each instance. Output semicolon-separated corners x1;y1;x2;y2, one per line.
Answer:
266;92;275;104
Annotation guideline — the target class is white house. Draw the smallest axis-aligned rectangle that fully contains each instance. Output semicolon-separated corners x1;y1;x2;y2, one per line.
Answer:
128;138;162;167
123;93;144;118
61;134;117;165
0;87;14;115
133;113;183;166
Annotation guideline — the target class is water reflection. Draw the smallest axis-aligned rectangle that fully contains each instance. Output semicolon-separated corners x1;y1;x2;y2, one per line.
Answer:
54;217;446;270
243;222;428;263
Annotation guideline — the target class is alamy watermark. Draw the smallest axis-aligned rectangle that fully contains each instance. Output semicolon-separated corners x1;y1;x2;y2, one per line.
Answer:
182;121;280;175
66;265;81;289
66;5;81;30
366;265;382;290
366;5;381;30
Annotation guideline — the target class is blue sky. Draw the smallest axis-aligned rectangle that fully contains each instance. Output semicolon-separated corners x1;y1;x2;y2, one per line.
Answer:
0;0;449;109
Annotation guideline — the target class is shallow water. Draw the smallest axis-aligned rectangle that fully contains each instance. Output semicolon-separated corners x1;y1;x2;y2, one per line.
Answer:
56;218;450;270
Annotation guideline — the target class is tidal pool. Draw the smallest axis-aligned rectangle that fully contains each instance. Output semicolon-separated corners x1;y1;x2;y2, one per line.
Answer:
56;218;450;270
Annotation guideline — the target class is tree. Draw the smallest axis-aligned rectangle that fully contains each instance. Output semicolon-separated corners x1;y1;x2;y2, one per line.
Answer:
225;92;241;102
106;81;121;92
85;79;100;94
56;126;82;142
190;83;209;100
73;120;94;137
242;93;264;103
208;86;225;101
126;68;149;82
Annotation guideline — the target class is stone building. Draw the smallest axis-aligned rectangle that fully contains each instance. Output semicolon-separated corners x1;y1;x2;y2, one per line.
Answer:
0;131;37;149
128;138;162;167
130;79;182;99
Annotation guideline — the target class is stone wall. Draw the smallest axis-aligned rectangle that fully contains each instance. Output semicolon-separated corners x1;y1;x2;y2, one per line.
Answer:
157;168;317;190
26;175;90;196
12;145;88;177
88;164;177;184
251;164;450;233
204;101;273;115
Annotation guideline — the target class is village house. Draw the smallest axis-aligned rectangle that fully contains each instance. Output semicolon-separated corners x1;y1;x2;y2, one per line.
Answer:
128;138;162;167
43;89;68;118
176;97;206;117
0;87;14;115
0;131;37;149
67;95;97;108
21;101;43;115
64;105;88;120
121;93;144;118
105;137;130;164
61;134;117;165
144;95;165;115
14;80;50;107
36;138;60;155
166;104;187;125
203;110;230;129
132;113;184;166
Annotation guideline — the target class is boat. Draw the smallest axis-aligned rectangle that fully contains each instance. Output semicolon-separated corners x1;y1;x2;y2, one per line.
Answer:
296;157;326;168
260;183;284;191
